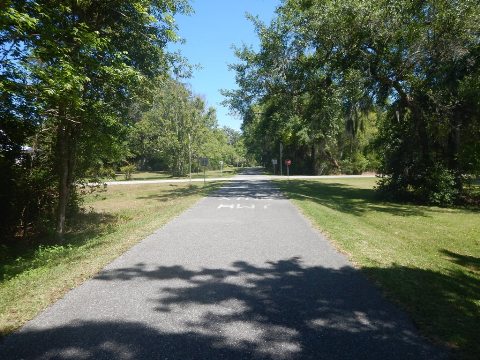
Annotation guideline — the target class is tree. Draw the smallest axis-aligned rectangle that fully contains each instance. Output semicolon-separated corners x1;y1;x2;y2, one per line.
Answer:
221;127;247;166
1;0;190;240
223;7;373;175
225;0;480;203
128;77;230;176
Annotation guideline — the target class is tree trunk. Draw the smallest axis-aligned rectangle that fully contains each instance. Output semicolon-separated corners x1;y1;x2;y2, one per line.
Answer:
312;143;320;175
318;139;340;174
55;115;77;240
56;123;69;240
324;149;341;172
411;107;430;165
449;111;463;191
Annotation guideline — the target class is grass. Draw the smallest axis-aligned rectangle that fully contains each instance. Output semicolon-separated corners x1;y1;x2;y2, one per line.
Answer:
277;178;479;359
114;167;238;181
0;182;220;337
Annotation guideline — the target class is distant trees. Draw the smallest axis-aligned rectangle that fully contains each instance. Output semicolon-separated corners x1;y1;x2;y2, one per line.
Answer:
1;0;190;240
222;126;248;167
128;77;245;176
223;7;379;176
224;0;480;204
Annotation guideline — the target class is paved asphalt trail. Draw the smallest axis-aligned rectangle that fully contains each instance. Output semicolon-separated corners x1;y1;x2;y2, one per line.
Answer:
0;170;446;359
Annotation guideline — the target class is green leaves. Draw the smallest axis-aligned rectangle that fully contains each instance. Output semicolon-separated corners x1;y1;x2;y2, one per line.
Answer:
128;77;246;175
226;0;480;201
0;0;190;239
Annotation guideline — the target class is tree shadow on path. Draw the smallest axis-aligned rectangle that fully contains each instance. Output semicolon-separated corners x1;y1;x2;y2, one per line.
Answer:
0;258;451;359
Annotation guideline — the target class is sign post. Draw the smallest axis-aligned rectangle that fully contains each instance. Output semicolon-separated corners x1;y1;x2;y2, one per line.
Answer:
200;157;209;184
219;160;224;174
285;159;292;179
271;159;277;175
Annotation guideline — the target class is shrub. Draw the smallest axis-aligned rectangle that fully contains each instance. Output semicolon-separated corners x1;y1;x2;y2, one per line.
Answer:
376;164;460;206
120;164;136;180
418;165;460;206
341;152;369;175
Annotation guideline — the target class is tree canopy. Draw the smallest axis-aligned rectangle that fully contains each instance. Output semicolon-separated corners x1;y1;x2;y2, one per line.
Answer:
1;0;190;239
2;0;478;245
224;0;480;204
1;1;247;242
128;77;246;176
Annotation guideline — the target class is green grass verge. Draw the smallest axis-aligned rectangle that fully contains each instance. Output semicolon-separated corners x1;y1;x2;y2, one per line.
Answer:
0;182;220;337
114;167;238;181
277;178;479;359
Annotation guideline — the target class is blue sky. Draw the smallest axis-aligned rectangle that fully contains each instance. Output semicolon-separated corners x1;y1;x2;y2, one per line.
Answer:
169;0;280;131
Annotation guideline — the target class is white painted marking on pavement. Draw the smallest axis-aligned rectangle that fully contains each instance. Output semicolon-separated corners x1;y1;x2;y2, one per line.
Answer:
236;204;255;209
217;204;235;209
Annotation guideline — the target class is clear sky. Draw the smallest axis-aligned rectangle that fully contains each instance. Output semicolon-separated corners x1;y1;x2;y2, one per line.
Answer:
169;0;280;131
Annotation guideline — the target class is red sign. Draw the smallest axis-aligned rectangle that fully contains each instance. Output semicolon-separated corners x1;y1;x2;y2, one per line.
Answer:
285;159;292;166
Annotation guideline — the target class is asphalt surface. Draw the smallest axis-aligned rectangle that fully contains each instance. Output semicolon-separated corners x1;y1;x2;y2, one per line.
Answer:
0;170;447;359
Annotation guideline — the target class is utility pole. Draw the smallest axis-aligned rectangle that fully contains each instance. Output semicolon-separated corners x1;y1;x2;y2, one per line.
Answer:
188;133;192;182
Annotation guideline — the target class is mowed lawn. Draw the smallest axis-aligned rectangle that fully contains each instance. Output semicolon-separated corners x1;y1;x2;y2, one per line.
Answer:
0;182;220;337
112;167;238;181
277;178;479;359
